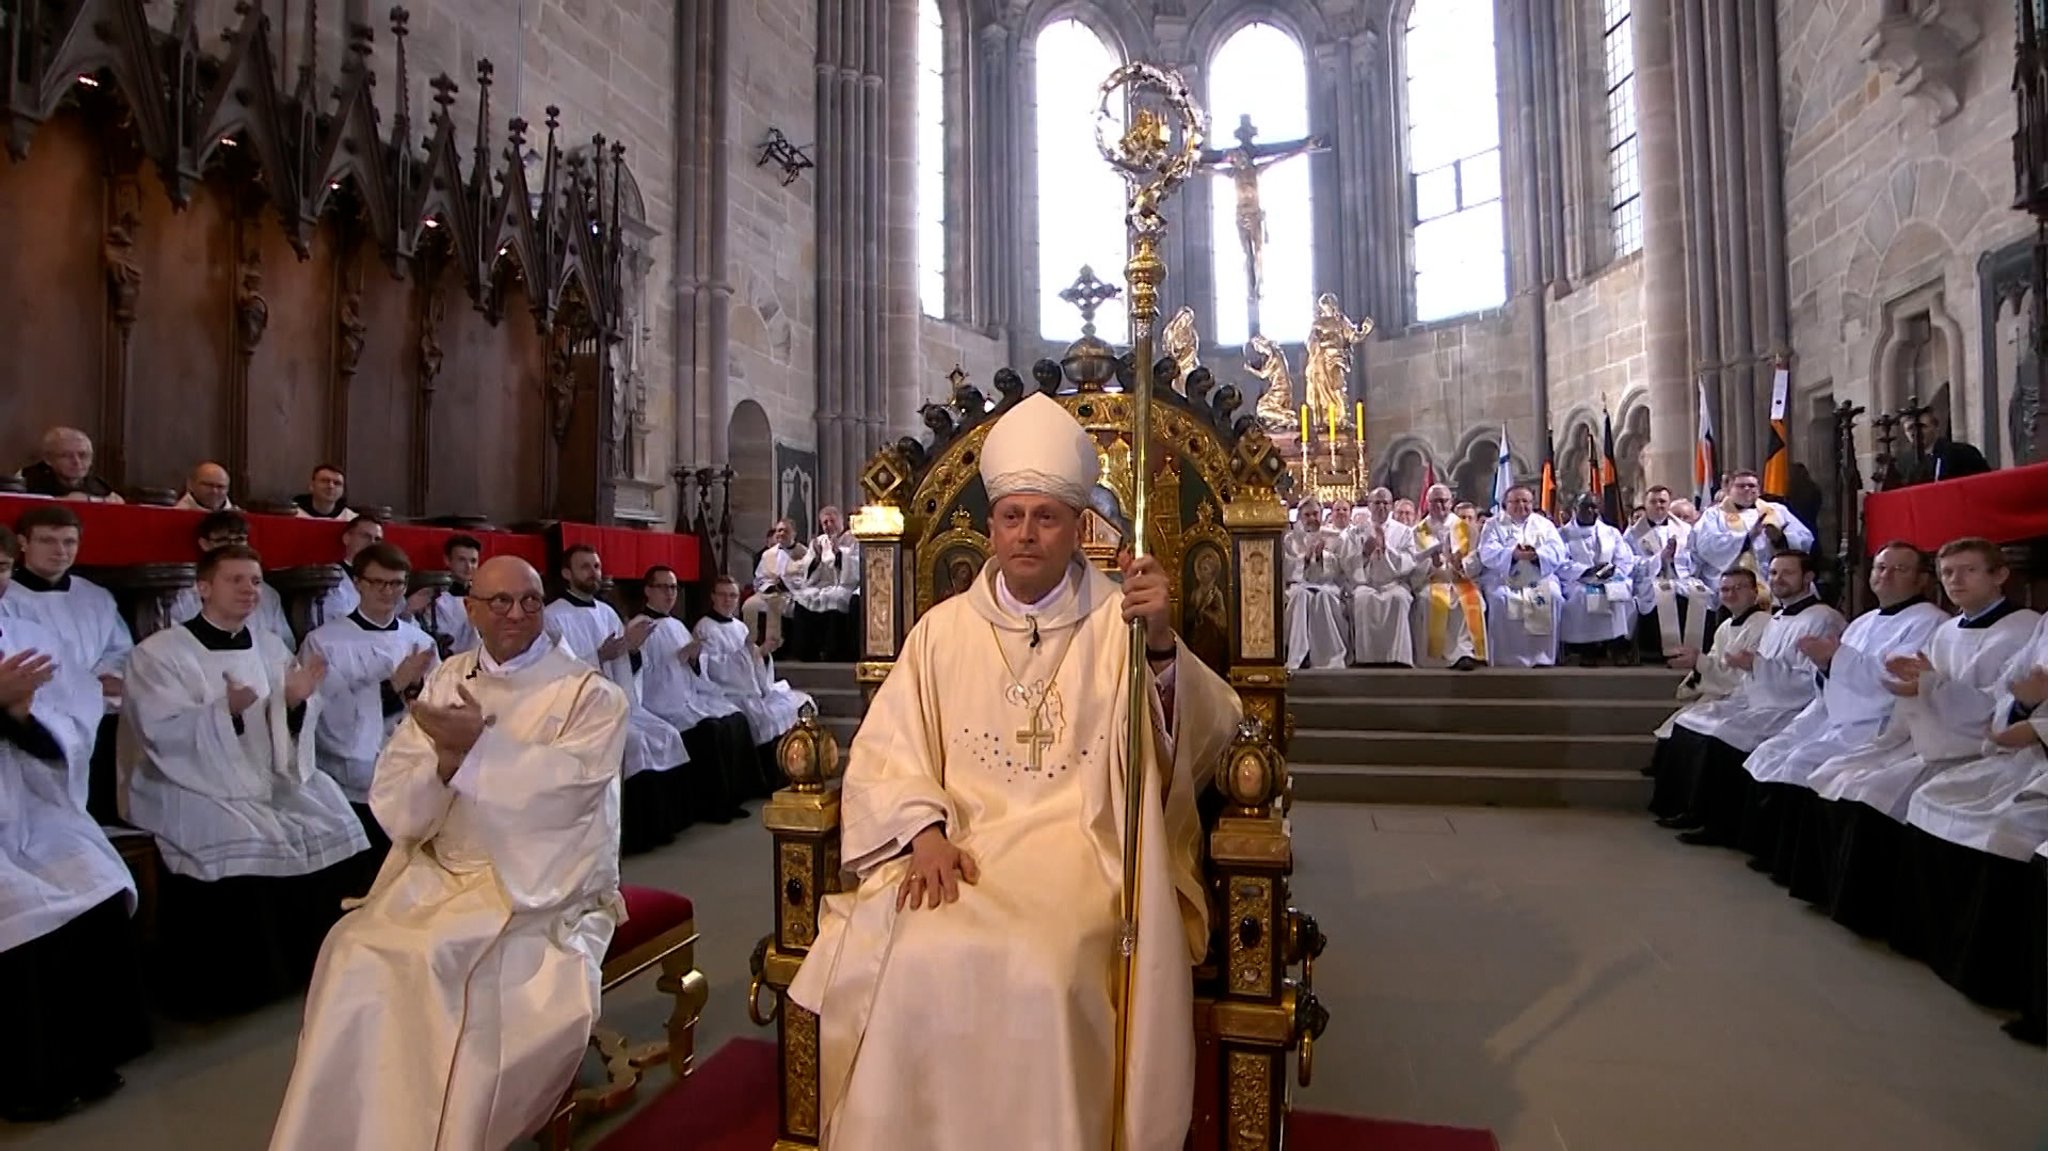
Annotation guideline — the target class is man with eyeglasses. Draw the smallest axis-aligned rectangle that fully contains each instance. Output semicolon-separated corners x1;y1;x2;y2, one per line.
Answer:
301;542;439;863
166;510;295;650
272;555;629;1151
636;564;760;822
314;514;386;628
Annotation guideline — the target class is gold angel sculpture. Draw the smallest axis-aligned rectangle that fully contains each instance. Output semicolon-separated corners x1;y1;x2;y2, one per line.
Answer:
1161;306;1201;395
1247;333;1298;431
1305;292;1372;429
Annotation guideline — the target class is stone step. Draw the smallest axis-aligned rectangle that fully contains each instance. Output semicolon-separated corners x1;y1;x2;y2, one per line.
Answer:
1292;763;1652;809
1287;730;1656;773
1290;696;1676;737
1288;667;1684;702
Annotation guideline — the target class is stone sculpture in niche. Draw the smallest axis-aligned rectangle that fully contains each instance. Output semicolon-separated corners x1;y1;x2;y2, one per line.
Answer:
337;286;367;378
237;264;270;352
1860;0;1982;126
103;212;143;330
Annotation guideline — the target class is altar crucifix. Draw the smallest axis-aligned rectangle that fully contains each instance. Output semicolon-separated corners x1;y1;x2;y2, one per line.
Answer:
1200;113;1328;339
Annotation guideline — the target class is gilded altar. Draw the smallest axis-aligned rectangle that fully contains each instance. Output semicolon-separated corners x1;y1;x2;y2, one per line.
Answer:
747;338;1330;1149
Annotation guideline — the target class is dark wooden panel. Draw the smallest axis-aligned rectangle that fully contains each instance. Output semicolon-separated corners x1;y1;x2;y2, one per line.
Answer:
433;279;547;521
245;220;335;503
127;168;232;490
345;254;421;515
0;115;105;470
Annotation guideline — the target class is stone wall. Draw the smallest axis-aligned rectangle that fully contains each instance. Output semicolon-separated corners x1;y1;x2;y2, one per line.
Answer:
1363;299;1541;490
1778;0;2029;468
918;316;1007;417
1546;255;1649;432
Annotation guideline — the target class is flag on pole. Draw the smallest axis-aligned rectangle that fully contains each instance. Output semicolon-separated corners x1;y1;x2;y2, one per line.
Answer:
1421;456;1437;501
1599;405;1623;526
1491;424;1513;510
1763;362;1791;498
1539;427;1558;520
1694;379;1718;505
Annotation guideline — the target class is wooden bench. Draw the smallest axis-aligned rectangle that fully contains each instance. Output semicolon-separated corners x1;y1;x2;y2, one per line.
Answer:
538;883;709;1148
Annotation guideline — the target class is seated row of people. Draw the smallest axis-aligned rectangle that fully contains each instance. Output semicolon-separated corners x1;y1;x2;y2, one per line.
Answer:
1285;473;1813;672
743;508;862;661
1648;540;2046;1045
0;520;813;1119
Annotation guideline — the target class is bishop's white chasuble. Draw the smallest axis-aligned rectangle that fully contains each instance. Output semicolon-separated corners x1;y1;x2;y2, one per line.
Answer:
270;637;629;1151
1809;603;2041;819
1408;514;1487;667
788;561;1241;1151
1743;599;1947;788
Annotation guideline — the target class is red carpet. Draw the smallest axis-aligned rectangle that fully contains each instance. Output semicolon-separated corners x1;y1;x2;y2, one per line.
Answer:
593;1039;1497;1151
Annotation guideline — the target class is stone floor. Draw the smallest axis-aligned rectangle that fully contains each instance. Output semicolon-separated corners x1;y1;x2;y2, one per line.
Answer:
4;804;2044;1150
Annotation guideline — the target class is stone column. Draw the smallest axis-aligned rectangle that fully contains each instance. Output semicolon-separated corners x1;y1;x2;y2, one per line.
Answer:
841;0;868;497
1009;28;1039;368
815;0;848;496
1711;0;1757;468
885;0;921;446
1634;0;1694;488
973;24;1014;340
707;0;734;464
861;0;889;463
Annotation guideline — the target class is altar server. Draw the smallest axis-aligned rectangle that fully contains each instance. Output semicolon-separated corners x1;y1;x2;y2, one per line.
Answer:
638;565;760;822
695;575;814;764
1689;470;1814;608
0;532;151;1122
166;510;295;650
270;556;629;1151
117;545;369;1016
426;535;482;657
1282;499;1350;670
314;514;385;627
1906;614;2048;862
1477;486;1566;668
1346;488;1415;666
1557;494;1638;665
1647;570;1770;816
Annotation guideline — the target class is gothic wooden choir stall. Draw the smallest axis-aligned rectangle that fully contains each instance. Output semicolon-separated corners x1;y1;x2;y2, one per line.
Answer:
748;64;1330;1147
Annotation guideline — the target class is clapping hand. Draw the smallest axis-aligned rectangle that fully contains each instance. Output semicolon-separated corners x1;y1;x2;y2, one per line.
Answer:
389;647;435;694
223;673;259;716
2009;665;2048;708
0;650;56;718
623;614;658;653
1724;648;1757;672
597;632;630;662
1667;645;1700;672
1882;651;1933;697
677;639;704;664
284;652;328;708
413;683;491;759
1795;634;1841;670
898;825;980;911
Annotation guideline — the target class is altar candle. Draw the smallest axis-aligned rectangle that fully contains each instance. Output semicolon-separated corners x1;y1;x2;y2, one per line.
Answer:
1301;405;1310;442
1355;401;1364;434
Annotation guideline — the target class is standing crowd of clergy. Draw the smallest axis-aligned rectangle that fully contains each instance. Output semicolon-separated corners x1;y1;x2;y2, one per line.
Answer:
1283;469;1813;673
0;479;821;1126
1649;537;2047;1046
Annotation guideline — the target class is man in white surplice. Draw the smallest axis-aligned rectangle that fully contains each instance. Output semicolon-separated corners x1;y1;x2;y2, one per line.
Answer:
1743;542;1946;792
1478;486;1567;668
1808;537;2041;822
543;545;687;784
789;393;1242;1151
426;535;483;658
271;556;630;1151
1652;570;1770;740
1907;611;2048;864
1408;484;1487;669
694;576;814;750
302;542;439;847
742;519;808;643
314;515;387;628
638;564;762;819
1282;499;1349;669
0;529;151;1121
1557;494;1637;666
165;510;295;651
1346;488;1416;666
1688;469;1814;610
791;505;862;661
1627;485;1705;660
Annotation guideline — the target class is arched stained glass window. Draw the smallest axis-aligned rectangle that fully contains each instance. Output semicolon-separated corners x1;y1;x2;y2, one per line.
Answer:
1035;19;1127;342
1404;0;1507;322
917;0;947;317
1208;22;1313;347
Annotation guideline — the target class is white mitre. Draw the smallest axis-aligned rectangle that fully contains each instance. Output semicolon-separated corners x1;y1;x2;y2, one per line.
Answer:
979;393;1100;508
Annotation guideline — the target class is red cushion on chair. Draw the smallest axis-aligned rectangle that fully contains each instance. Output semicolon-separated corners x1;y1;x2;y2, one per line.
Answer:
608;884;696;961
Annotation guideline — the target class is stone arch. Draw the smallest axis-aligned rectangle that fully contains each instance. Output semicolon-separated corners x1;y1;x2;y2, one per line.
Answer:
1017;0;1152;60
1556;409;1598;503
727;400;775;581
1188;0;1329;64
1375;433;1439;500
1613;392;1654;510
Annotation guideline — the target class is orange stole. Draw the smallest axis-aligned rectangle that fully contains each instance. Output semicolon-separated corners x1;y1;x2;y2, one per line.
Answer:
1413;519;1487;662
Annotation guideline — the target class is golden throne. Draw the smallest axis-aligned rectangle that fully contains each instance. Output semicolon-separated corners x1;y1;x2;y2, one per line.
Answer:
748;343;1330;1149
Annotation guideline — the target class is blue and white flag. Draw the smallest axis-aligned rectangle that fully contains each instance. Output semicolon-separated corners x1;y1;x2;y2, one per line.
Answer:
1491;424;1513;510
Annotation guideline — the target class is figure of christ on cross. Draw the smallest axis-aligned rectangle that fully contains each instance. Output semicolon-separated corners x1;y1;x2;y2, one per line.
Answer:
1200;113;1328;337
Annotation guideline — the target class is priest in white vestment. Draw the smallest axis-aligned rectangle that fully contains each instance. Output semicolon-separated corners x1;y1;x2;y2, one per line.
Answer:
1807;540;2041;823
426;535;483;657
694;577;814;752
1655;554;1846;842
1477;487;1566;668
1346;488;1416;666
303;542;439;857
788;393;1242;1151
117;545;369;1015
545;546;689;850
1745;543;1946;792
742;519;808;644
271;556;630;1151
1557;495;1638;665
1627;485;1705;660
165;510;295;650
1282;499;1350;670
1688;470;1814;609
792;506;862;661
638;565;762;821
1907;613;2048;861
0;578;151;1121
1408;484;1487;669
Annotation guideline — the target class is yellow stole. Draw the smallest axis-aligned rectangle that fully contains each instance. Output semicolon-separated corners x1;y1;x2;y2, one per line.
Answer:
1722;503;1783;608
1413;518;1488;662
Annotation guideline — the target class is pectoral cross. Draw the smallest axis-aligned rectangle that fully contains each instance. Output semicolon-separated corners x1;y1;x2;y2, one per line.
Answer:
1014;708;1055;772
